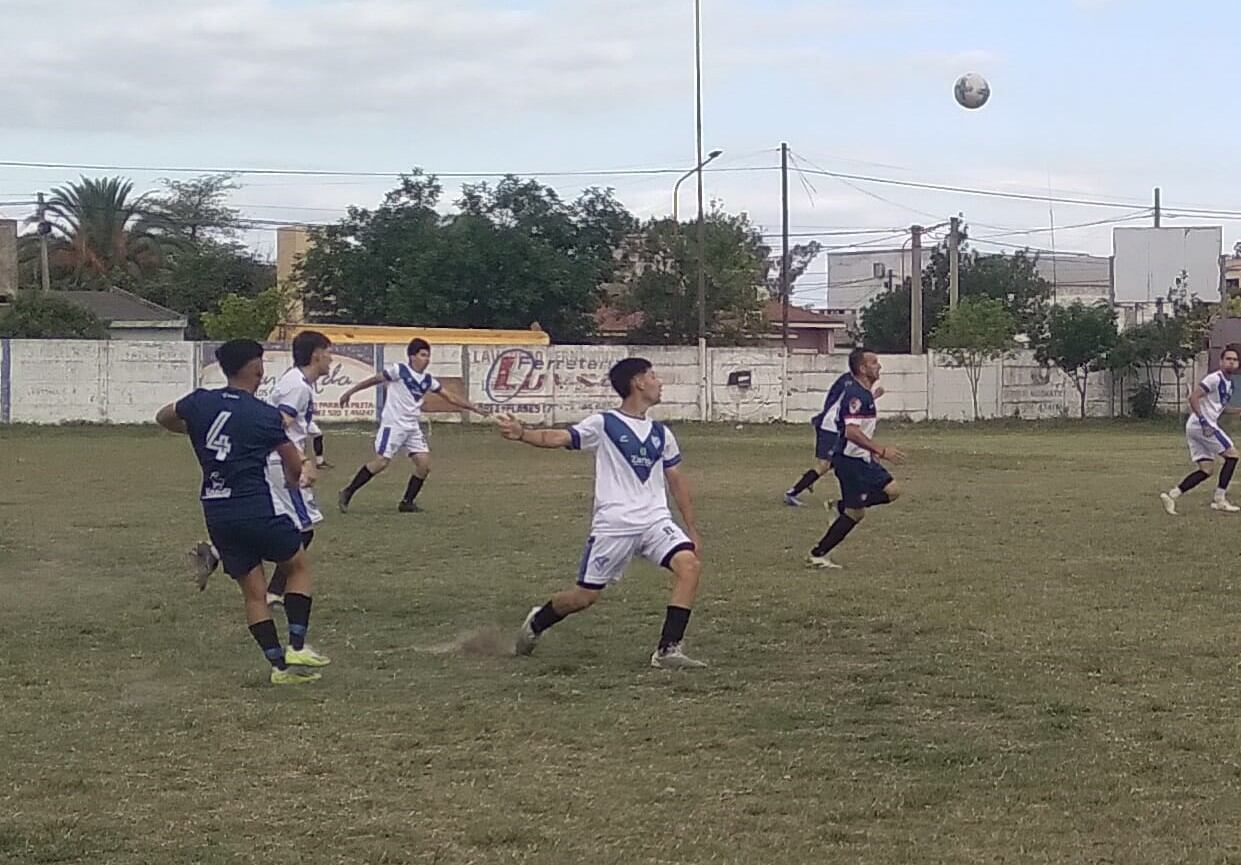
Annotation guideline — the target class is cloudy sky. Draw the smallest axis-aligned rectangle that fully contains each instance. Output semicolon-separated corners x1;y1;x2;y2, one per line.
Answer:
0;0;1236;304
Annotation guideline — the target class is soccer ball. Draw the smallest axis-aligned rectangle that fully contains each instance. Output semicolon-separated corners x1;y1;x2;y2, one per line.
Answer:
953;73;990;110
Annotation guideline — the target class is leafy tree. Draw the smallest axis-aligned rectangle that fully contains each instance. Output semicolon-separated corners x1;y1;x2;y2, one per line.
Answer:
622;209;769;345
766;240;824;300
202;285;290;340
0;293;109;339
140;242;275;339
862;235;1050;352
33;176;178;288
1035;302;1118;418
149;173;241;243
929;296;1016;420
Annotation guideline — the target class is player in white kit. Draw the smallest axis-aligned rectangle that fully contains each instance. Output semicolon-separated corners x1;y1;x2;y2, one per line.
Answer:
1161;344;1241;515
187;330;334;597
497;357;707;670
337;338;485;513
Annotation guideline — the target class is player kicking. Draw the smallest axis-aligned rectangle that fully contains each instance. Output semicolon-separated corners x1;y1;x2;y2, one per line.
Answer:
807;347;905;569
784;373;883;508
338;338;485;513
497;357;707;669
1161;344;1241;515
158;339;330;684
187;330;334;602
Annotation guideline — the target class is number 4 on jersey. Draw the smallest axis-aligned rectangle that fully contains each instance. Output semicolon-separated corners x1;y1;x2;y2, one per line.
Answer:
206;410;233;461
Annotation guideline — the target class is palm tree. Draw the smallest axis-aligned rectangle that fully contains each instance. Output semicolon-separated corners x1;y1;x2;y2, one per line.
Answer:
33;176;178;288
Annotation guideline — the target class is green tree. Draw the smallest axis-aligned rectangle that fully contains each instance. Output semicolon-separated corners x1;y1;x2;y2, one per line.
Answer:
202;285;290;340
929;296;1016;420
1035;302;1118;418
297;171;634;341
0;293;109;339
862;236;1050;352
622;209;769;345
141;242;275;339
149;174;242;243
32;176;178;288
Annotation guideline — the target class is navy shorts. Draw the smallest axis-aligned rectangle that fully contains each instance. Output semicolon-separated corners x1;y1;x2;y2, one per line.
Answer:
834;456;893;510
207;515;304;579
815;428;839;461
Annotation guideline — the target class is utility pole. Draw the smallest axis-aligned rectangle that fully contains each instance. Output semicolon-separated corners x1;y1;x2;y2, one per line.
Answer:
948;216;960;311
693;0;707;344
780;142;790;352
910;224;923;354
1154;187;1161;228
37;192;50;293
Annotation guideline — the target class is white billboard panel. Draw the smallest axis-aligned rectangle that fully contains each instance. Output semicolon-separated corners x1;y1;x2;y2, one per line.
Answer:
1113;226;1221;304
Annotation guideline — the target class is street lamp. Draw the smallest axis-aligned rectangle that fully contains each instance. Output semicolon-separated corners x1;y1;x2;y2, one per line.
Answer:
672;149;722;222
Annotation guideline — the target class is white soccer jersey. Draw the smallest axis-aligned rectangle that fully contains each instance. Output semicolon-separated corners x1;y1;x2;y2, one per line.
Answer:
269;367;316;454
380;362;442;428
1197;370;1234;427
568;410;682;536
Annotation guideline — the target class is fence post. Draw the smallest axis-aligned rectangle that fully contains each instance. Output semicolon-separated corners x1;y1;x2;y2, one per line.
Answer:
0;338;9;424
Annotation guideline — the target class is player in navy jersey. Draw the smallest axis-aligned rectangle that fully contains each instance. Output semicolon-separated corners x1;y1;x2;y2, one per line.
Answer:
783;372;884;508
157;339;330;685
807;347;905;569
338;338;486;513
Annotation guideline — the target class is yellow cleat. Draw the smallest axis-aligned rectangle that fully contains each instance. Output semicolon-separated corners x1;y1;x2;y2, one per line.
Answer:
270;666;321;685
285;645;331;668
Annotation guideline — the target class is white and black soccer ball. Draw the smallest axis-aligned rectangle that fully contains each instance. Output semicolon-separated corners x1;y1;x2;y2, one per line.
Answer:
953;73;991;110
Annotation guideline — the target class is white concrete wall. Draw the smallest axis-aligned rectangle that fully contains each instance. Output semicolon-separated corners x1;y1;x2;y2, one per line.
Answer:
0;339;1213;426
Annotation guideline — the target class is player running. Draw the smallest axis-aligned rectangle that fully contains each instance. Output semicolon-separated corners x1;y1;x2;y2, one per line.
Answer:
807;347;905;569
1161;344;1241;515
497;357;707;669
337;338;486;513
158;339;329;684
784;372;883;508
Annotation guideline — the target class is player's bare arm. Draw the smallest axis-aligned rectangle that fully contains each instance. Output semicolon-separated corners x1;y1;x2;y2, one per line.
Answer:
844;424;906;465
665;464;703;553
155;403;187;434
497;415;573;448
339;373;386;407
438;388;487;417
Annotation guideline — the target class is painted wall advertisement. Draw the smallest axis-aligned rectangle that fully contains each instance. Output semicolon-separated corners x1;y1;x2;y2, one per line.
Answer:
198;343;378;422
470;346;627;421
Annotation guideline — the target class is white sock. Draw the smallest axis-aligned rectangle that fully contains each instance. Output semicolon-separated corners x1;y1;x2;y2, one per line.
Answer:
1169;488;1182;499
1216;488;1227;502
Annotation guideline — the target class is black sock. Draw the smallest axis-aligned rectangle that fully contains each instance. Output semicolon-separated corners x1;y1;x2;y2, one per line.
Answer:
266;570;287;598
1221;458;1238;491
812;514;858;557
1178;470;1210;494
312;435;324;458
788;469;821;497
284;593;312;651
530;601;565;634
249;619;287;669
344;466;374;497
658;606;692;651
402;475;426;505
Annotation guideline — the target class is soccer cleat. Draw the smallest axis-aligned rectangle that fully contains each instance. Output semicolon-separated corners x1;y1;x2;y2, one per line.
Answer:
266;592;284;607
187;541;219;591
285;645;331;667
270;666;322;685
337;489;351;514
783;492;804;507
650;643;708;670
1160;492;1178;515
316;459;334;469
1211;498;1241;513
397;501;424;513
807;553;842;569
514;606;541;656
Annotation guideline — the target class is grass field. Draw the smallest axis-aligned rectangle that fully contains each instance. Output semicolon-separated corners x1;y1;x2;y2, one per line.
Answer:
3;418;1241;864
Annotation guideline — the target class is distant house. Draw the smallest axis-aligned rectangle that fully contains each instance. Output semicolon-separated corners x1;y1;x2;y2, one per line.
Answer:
592;299;847;353
51;288;187;340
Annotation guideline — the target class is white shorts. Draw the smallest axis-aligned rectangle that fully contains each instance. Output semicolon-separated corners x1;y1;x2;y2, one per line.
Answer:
266;463;323;532
307;419;322;437
1186;420;1234;463
375;423;428;458
576;519;696;590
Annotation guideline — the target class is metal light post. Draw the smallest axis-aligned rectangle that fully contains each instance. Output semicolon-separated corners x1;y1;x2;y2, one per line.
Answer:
673;149;721;222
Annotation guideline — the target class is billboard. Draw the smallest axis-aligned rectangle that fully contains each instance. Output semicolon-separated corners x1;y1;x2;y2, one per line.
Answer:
1113;226;1221;304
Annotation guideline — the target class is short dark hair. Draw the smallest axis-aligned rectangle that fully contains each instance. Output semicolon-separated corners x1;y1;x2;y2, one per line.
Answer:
407;338;430;356
609;357;653;398
215;339;264;378
848;346;872;376
1223;343;1241;360
292;330;331;367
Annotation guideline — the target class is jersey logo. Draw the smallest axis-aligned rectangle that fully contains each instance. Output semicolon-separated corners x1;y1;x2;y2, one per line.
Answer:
202;470;232;500
848;397;862;414
397;364;432;400
602;413;666;483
